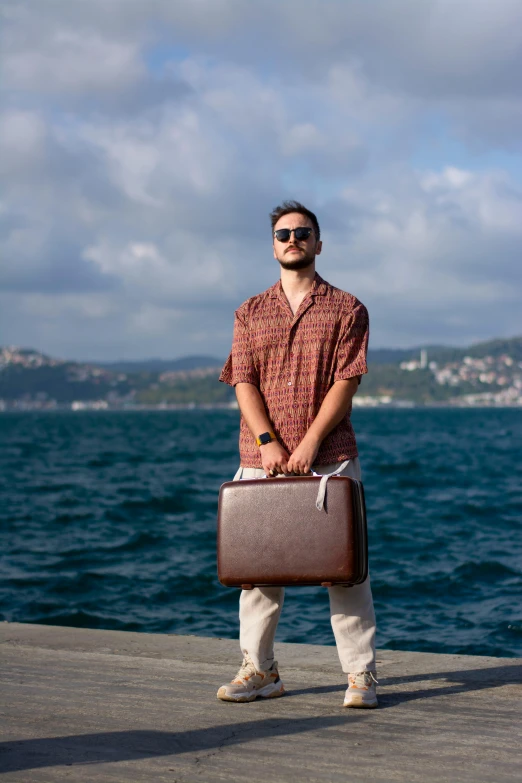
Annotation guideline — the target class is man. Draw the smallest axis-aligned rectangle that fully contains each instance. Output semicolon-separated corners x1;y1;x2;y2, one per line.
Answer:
218;200;377;708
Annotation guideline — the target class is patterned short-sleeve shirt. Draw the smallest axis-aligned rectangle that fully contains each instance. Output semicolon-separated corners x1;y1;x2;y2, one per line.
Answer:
220;273;369;468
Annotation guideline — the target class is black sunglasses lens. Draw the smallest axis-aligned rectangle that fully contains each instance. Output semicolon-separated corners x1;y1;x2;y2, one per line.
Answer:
274;227;313;242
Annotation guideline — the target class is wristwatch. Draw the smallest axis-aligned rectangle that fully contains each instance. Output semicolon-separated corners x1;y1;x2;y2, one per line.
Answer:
256;431;276;447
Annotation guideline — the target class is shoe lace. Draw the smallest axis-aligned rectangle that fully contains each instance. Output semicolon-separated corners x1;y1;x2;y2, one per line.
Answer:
234;656;257;684
349;671;378;688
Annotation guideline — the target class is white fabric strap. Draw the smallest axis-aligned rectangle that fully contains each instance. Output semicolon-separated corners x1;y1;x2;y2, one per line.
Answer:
314;460;351;511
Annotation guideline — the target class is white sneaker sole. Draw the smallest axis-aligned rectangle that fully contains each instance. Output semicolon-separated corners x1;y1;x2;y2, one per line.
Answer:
217;681;285;703
343;692;378;709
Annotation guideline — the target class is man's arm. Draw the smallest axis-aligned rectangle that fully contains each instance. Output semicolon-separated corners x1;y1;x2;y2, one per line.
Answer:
235;383;290;476
286;377;359;475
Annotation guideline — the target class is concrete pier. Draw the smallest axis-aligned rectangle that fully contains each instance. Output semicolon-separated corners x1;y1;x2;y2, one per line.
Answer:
1;622;521;782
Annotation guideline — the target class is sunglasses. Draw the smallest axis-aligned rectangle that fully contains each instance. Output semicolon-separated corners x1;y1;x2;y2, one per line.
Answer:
274;227;314;243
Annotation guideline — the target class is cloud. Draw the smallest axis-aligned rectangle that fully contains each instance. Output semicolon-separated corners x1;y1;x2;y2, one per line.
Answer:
1;3;144;94
5;31;143;94
82;235;239;304
0;0;520;359
320;166;522;345
0;109;46;162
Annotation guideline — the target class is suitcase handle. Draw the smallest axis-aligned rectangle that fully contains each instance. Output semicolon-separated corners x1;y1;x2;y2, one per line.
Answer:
258;460;351;512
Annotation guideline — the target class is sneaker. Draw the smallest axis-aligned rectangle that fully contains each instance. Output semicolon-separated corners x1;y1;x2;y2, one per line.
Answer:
217;656;285;703
343;671;378;708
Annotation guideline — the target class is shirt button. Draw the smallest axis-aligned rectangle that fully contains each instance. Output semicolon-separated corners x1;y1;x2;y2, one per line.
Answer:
288;381;292;386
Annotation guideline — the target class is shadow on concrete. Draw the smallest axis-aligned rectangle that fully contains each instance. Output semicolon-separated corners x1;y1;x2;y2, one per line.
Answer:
279;661;522;705
1;663;520;774
378;661;522;707
0;713;368;774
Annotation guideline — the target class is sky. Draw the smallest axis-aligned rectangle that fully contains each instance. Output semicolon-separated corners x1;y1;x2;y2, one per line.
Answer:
1;0;521;361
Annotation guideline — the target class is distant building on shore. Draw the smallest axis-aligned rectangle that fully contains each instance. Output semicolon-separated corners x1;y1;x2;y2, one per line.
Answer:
400;349;428;372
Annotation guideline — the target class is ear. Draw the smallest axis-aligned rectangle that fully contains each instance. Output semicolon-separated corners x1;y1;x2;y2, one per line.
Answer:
273;243;278;259
315;240;322;256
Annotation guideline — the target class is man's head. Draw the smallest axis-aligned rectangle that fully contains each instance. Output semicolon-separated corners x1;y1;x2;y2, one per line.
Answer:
270;200;322;271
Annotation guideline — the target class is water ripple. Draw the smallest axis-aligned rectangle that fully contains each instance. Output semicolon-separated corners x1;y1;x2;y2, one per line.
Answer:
1;408;521;657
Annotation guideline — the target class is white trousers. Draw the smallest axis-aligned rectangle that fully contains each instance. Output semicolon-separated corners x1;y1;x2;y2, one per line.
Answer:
233;458;376;674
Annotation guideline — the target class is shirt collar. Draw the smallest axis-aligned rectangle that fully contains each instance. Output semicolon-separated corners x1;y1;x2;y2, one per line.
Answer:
269;272;328;298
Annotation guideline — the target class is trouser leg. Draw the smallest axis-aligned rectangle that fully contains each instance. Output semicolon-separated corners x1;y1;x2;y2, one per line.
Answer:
234;466;284;672
315;458;377;674
239;586;285;672
328;578;376;673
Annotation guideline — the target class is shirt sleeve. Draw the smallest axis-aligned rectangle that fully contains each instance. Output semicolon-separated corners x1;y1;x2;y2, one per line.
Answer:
219;308;259;387
333;302;369;382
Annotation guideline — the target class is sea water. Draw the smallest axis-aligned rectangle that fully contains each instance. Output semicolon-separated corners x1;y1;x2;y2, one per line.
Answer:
1;408;521;657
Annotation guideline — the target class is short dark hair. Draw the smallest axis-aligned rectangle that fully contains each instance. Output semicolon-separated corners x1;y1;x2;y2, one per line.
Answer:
269;200;320;241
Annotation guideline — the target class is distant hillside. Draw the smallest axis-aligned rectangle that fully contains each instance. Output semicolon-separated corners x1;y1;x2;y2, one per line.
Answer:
367;347;441;364
0;347;229;406
0;359;135;404
97;356;224;373
367;337;522;365
1;337;520;407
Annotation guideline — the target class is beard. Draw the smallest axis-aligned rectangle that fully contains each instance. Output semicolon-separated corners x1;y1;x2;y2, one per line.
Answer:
277;248;316;270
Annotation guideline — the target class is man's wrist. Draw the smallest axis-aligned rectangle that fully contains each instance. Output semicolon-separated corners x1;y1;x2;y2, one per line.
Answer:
256;430;277;447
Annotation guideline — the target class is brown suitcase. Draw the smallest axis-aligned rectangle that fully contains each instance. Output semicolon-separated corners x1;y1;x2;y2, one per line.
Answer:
217;474;368;589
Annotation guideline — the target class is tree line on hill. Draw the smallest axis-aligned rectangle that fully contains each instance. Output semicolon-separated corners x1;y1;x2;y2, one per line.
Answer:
0;337;520;406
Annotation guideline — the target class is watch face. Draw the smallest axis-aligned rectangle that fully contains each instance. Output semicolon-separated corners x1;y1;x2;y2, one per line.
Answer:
259;432;272;445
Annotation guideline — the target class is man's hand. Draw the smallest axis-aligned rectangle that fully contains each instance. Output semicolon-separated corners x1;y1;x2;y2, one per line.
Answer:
260;441;291;476
287;436;320;475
